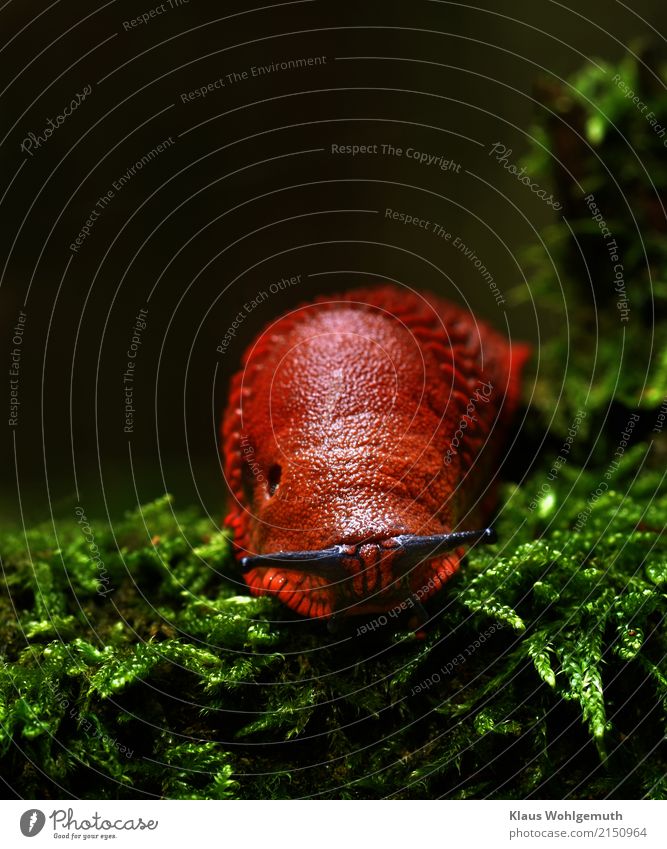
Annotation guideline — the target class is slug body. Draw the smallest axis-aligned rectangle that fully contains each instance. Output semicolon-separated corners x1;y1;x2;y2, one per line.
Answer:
222;285;529;623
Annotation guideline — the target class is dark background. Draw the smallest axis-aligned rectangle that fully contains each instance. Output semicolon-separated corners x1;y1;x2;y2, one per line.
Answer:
1;0;665;527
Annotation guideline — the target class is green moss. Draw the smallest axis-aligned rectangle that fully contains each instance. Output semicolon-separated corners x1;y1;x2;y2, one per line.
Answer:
1;446;665;798
1;52;666;799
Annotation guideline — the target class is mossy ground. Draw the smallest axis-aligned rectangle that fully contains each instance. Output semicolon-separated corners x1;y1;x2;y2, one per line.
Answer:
1;458;666;799
1;53;666;800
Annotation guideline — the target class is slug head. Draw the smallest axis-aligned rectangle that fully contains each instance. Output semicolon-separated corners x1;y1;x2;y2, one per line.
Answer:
240;528;496;621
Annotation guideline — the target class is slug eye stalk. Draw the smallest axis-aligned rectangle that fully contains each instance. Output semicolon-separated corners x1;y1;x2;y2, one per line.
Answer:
240;527;497;579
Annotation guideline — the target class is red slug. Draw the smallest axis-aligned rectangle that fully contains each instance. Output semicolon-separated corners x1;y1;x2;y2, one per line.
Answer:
222;284;529;628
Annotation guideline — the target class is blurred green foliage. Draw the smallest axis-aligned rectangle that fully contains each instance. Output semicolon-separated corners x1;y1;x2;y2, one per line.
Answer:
516;46;667;442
